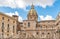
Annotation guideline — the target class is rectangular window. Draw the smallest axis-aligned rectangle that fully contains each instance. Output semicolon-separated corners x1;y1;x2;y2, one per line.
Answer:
40;26;42;28
13;26;14;33
13;21;15;23
2;17;4;20
36;32;39;35
7;34;9;36
8;19;9;21
7;24;9;36
28;22;30;27
2;23;4;36
7;24;9;32
2;23;4;32
36;24;37;28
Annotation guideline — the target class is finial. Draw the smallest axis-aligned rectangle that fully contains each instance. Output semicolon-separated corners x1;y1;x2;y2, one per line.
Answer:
31;3;34;9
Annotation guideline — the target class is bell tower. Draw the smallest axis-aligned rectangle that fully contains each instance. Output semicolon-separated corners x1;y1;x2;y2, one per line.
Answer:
27;4;38;21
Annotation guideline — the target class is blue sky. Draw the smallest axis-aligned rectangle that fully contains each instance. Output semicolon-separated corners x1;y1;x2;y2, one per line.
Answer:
0;0;60;22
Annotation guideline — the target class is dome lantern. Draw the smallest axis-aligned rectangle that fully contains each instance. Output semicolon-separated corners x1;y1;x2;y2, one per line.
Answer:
31;4;34;9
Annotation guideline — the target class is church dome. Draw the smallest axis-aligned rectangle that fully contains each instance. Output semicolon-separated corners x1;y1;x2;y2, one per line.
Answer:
28;4;38;16
27;4;38;21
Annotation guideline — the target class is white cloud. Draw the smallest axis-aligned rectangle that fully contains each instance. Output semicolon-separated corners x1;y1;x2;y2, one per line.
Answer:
39;15;54;20
5;11;23;22
0;0;56;8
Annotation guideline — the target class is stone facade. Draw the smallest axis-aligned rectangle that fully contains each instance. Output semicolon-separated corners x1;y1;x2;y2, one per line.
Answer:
0;4;60;39
0;13;18;38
